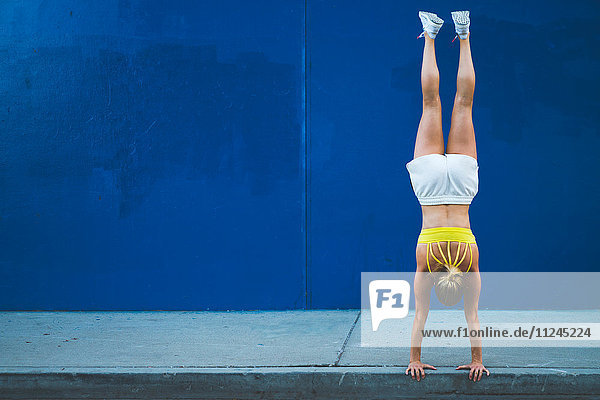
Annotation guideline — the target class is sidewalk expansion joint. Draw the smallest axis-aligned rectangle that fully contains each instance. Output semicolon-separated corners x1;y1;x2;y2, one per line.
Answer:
334;310;360;366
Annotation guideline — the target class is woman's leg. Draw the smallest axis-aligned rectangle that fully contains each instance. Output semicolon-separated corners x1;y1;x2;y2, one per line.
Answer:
413;35;444;159
446;34;477;159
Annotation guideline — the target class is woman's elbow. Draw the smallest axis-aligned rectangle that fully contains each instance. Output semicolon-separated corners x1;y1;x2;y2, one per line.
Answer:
413;313;428;326
464;310;479;322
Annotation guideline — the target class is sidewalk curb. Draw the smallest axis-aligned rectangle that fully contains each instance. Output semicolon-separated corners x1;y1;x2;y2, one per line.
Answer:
2;367;599;399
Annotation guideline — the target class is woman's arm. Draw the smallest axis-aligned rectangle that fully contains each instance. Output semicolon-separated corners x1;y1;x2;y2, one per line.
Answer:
410;271;432;359
458;270;490;381
406;268;436;381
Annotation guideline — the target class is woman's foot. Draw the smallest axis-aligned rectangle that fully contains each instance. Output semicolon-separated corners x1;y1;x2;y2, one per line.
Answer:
418;11;444;39
451;11;470;40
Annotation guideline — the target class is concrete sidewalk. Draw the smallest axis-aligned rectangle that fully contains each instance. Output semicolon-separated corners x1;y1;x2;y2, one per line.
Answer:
1;311;599;399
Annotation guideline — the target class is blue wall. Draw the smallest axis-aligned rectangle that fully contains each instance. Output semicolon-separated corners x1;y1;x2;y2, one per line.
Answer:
0;0;306;310
0;1;598;310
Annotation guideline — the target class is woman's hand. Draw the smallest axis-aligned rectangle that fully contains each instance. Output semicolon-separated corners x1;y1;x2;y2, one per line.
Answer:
405;361;436;381
456;362;490;381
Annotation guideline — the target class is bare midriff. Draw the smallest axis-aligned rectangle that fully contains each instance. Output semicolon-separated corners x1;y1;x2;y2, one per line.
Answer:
421;204;471;229
418;204;477;272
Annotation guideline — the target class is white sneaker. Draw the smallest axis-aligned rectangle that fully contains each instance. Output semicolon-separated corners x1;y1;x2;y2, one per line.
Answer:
418;11;444;39
451;11;470;40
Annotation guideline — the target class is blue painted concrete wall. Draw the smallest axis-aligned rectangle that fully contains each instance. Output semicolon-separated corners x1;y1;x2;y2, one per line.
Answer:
1;1;599;310
0;0;306;310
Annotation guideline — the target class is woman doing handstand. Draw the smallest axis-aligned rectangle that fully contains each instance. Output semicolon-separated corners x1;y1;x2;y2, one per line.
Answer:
405;10;489;382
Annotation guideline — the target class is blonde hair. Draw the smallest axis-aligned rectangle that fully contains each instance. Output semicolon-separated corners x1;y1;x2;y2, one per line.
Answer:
434;264;464;306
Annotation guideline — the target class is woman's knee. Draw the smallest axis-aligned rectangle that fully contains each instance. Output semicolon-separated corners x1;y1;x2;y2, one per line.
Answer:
454;93;473;108
422;95;442;109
